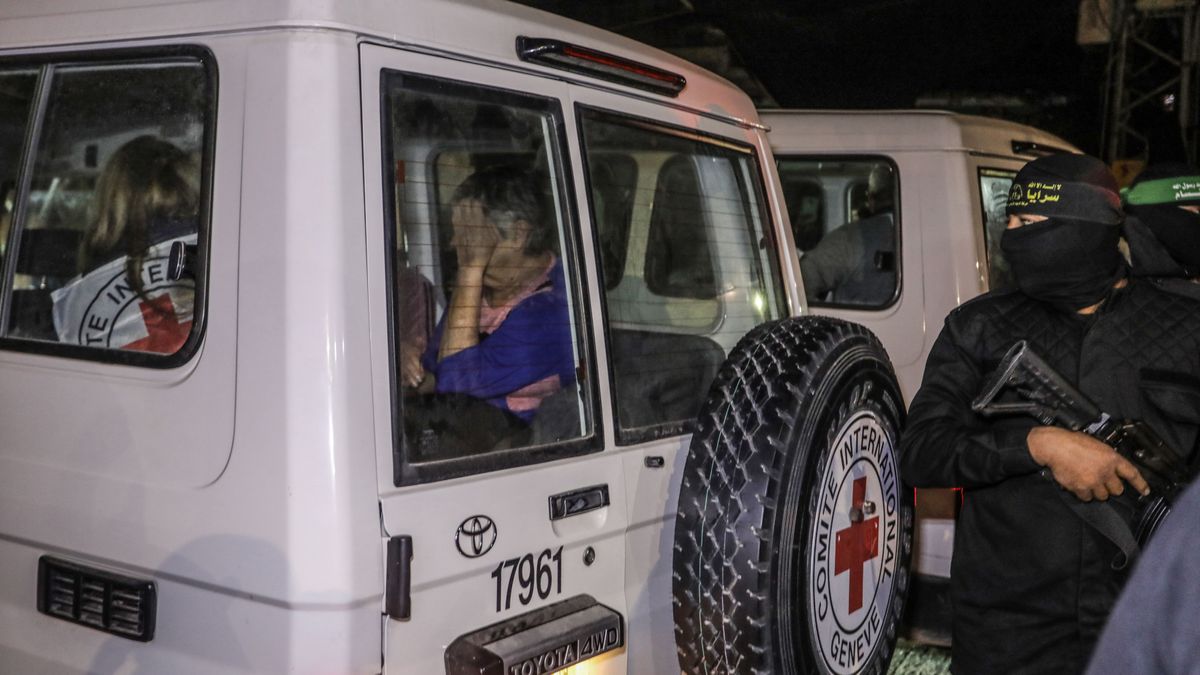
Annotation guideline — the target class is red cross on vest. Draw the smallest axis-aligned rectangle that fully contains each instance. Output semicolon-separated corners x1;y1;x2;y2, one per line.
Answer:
835;476;880;613
125;293;190;354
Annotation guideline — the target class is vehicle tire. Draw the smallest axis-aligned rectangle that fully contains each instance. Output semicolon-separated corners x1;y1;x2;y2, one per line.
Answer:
673;315;912;675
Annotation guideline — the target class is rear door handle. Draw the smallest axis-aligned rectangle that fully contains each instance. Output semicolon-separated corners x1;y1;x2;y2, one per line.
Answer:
548;484;609;521
385;536;413;620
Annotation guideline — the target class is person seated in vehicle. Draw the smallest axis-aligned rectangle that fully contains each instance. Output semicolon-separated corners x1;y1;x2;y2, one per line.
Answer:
799;164;896;305
1121;162;1200;300
783;179;824;252
395;250;439;394
408;166;575;425
51;135;199;354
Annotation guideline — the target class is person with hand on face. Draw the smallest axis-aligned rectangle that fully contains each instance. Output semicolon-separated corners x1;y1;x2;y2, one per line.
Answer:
1121;162;1200;300
408;166;575;425
899;153;1200;674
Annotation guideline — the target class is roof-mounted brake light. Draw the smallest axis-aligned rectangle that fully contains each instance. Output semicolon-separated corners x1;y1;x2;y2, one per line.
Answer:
517;36;686;98
1011;140;1073;157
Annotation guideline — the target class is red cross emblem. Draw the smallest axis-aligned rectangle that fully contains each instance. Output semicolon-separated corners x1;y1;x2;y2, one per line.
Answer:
835;476;879;613
125;293;190;354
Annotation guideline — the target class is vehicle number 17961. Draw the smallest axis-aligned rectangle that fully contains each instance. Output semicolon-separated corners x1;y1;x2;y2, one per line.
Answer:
491;546;563;612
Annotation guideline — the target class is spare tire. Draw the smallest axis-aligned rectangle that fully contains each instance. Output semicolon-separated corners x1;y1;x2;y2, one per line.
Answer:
673;316;912;675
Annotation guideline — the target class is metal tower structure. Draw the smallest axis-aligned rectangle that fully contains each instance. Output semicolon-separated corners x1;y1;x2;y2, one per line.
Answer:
1102;0;1200;165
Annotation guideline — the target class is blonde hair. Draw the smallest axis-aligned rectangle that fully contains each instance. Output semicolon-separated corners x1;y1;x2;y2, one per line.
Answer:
81;135;198;290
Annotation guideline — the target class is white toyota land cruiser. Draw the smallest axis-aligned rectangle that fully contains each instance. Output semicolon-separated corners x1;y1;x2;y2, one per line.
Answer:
0;2;911;674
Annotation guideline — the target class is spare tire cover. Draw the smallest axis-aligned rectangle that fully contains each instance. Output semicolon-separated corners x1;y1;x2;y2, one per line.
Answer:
673;315;912;674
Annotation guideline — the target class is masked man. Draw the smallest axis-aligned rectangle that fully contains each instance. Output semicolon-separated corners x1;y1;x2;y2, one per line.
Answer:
900;154;1200;674
1122;162;1200;300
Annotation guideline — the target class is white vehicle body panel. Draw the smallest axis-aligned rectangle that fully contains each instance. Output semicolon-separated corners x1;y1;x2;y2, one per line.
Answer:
0;30;382;674
0;1;800;673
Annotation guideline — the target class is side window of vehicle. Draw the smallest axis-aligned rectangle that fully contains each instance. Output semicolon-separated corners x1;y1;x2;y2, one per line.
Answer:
382;71;595;485
579;108;786;443
978;168;1017;290
777;157;900;309
0;56;212;363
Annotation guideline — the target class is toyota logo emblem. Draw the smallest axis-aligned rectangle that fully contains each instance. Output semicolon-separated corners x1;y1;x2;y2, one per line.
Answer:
455;515;498;558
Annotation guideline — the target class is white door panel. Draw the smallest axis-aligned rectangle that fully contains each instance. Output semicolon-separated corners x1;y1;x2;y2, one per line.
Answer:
361;44;629;674
378;457;630;673
567;83;789;675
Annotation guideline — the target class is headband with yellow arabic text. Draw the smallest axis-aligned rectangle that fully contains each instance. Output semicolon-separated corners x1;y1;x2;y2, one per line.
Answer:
1006;179;1123;224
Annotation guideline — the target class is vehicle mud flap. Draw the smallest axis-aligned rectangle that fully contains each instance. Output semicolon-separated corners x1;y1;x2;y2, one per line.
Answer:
672;316;913;674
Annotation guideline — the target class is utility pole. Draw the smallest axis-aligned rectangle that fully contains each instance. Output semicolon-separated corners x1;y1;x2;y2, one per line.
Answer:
1100;0;1200;165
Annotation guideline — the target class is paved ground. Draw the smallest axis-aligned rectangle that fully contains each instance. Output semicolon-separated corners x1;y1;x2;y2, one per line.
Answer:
889;640;951;674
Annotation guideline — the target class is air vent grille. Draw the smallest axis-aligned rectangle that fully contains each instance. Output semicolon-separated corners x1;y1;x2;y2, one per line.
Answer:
37;556;156;642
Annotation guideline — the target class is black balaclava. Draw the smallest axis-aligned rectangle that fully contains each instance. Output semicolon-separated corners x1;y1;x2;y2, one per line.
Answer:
1001;154;1125;312
1123;162;1200;277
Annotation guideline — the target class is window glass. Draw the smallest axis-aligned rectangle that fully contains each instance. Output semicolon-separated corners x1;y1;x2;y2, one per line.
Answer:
645;155;717;299
383;72;593;484
778;157;900;308
3;60;208;357
978;168;1017;290
0;72;38;267
781;177;823;251
588;154;636;290
580;109;785;442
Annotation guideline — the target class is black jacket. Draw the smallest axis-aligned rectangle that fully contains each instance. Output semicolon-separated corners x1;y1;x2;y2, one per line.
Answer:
900;280;1200;675
1125;215;1200;301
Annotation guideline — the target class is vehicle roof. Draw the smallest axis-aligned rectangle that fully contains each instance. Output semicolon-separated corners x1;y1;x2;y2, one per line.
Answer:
760;109;1079;157
0;0;759;128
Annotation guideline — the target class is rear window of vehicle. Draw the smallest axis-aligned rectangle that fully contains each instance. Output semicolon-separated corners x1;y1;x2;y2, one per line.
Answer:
777;156;900;309
978;167;1017;290
0;51;213;366
579;108;786;443
381;71;597;485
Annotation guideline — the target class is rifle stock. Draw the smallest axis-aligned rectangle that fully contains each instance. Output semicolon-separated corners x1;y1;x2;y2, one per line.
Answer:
972;340;1102;431
972;340;1188;497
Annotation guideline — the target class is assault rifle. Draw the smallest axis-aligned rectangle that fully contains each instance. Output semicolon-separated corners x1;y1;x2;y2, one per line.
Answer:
971;340;1190;549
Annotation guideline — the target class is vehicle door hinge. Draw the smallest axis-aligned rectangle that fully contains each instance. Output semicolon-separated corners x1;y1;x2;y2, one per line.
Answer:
385;535;413;621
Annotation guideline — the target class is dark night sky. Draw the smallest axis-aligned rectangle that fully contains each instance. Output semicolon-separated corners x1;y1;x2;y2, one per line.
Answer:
721;1;1088;105
519;0;1111;154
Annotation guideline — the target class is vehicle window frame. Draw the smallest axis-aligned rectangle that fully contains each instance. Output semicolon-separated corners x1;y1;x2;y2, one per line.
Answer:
0;45;216;368
379;69;602;487
977;166;1018;291
776;154;903;311
576;104;786;445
